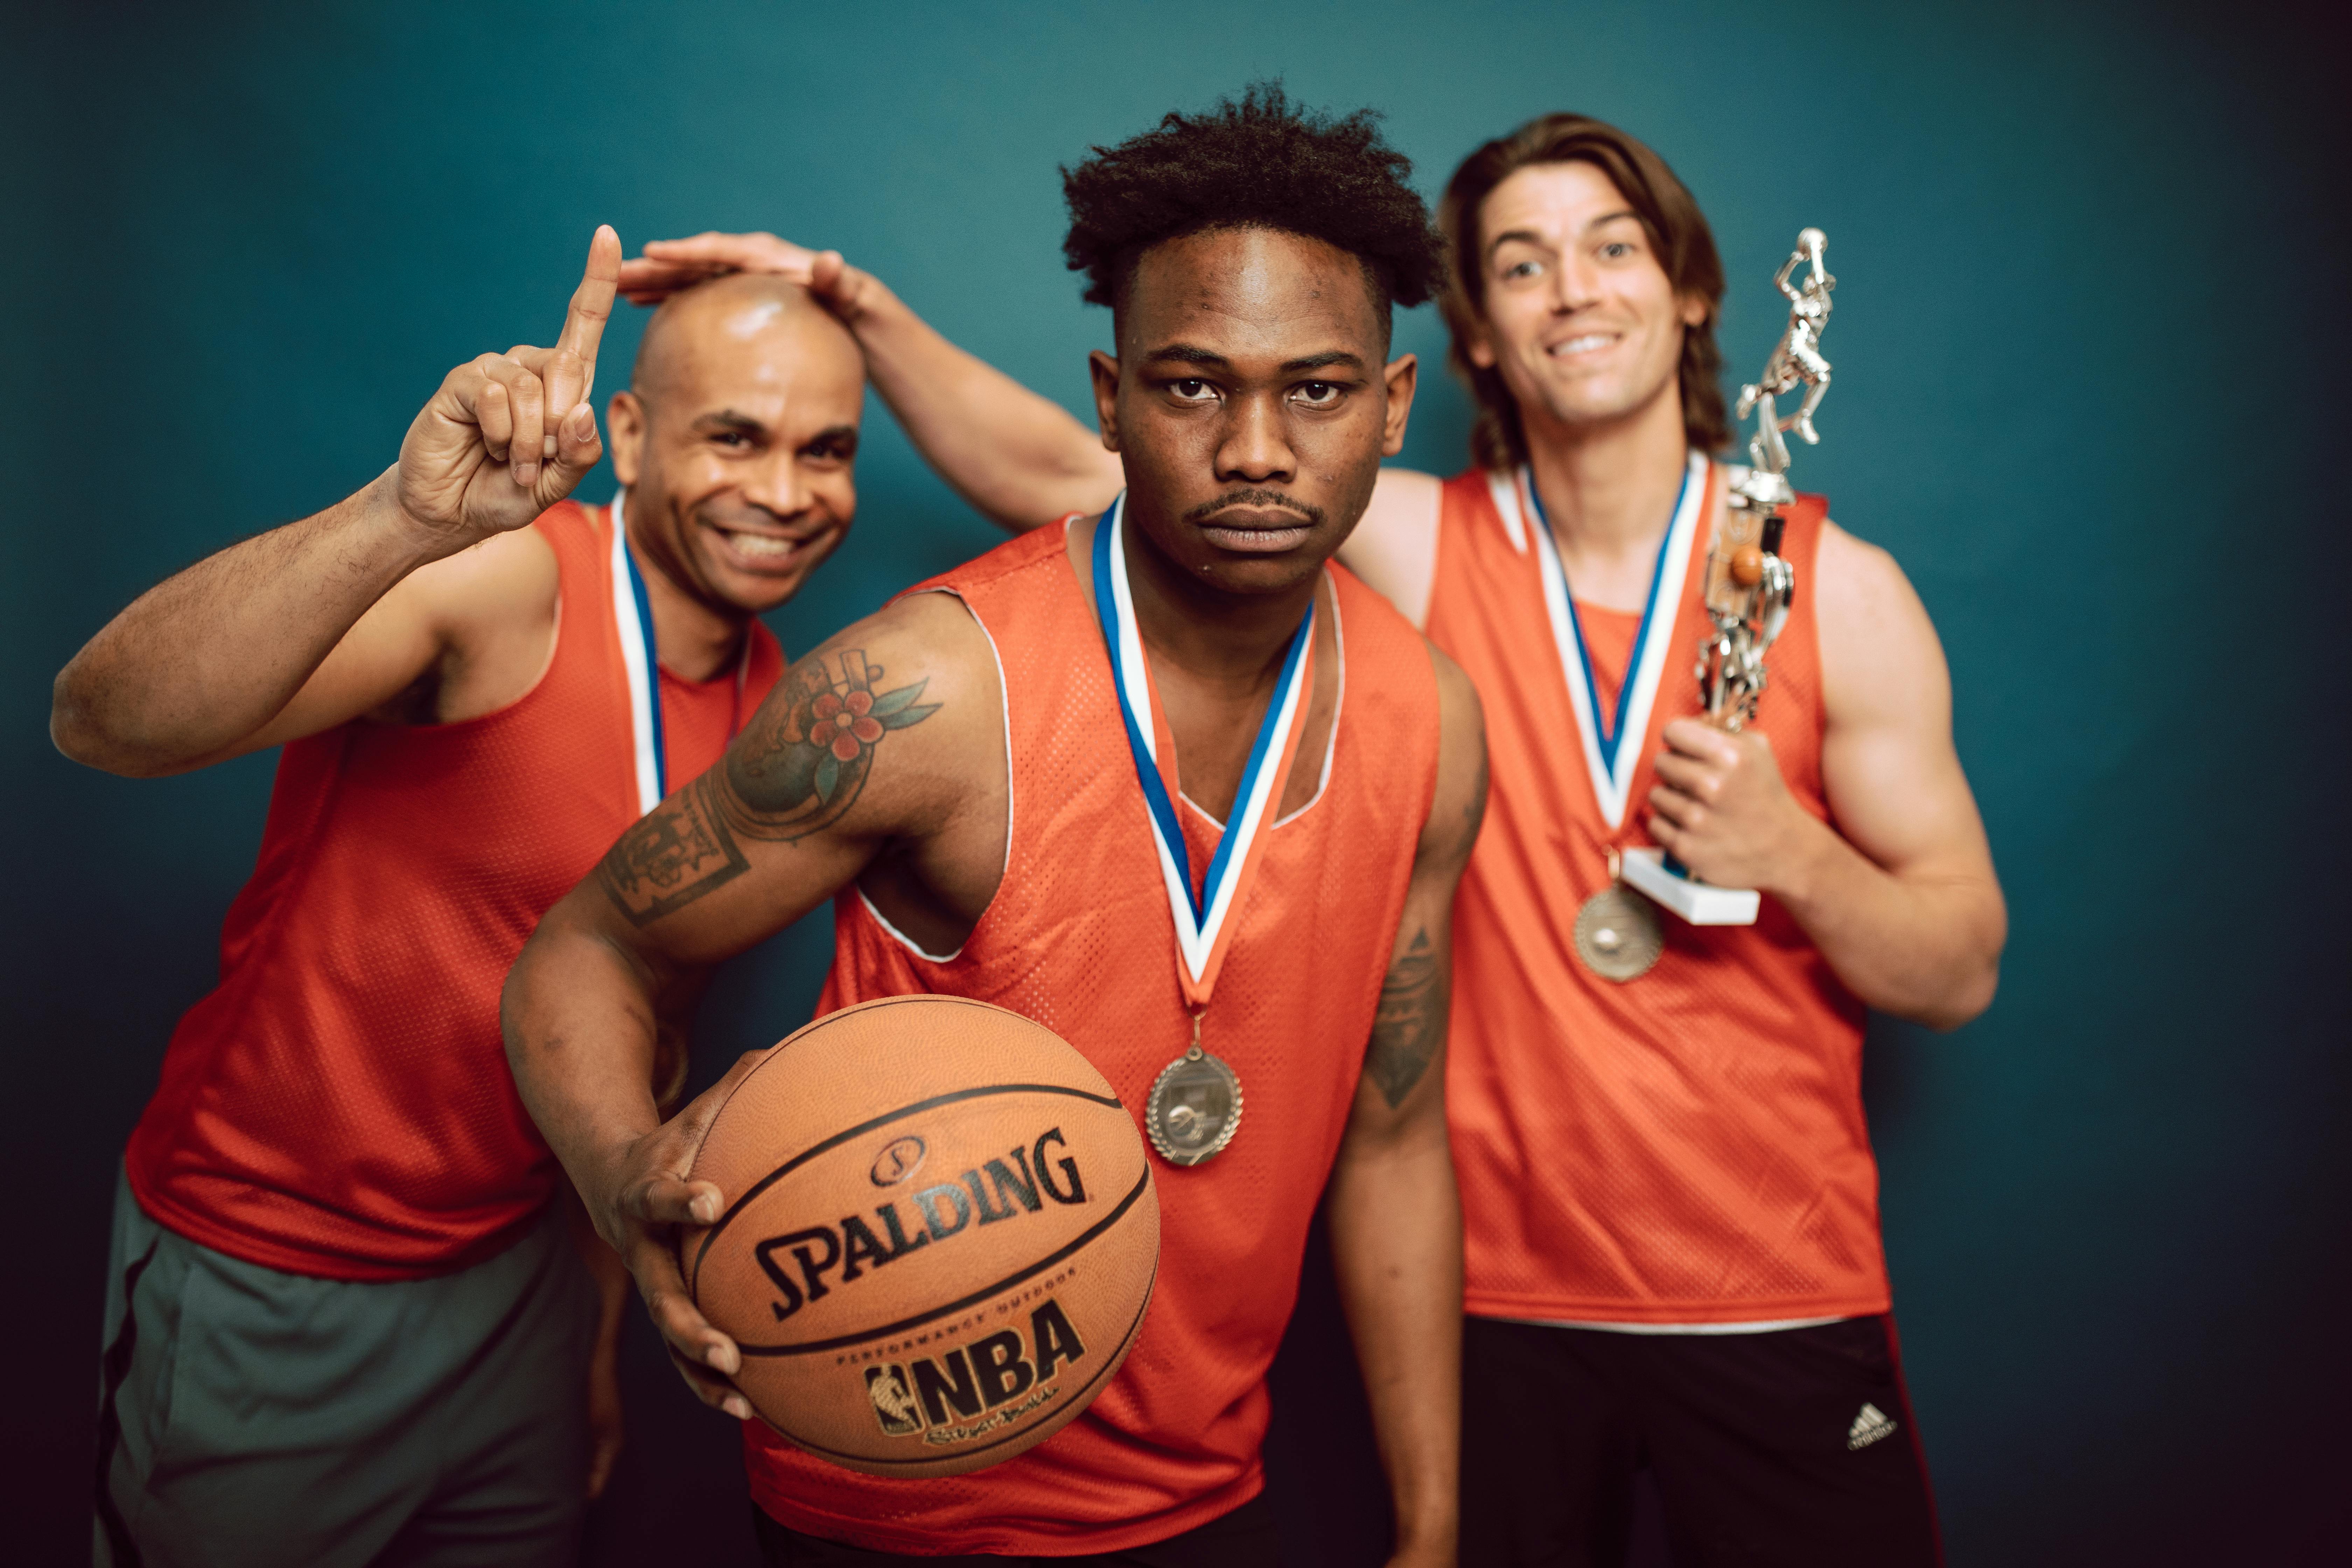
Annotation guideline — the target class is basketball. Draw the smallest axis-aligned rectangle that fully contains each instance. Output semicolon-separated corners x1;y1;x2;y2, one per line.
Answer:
678;995;1160;1477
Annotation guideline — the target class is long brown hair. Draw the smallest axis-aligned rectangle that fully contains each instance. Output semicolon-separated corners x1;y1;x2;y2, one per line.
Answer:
1437;114;1729;471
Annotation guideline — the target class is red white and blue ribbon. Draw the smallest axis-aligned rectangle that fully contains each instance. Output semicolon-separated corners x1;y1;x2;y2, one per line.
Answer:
1092;493;1317;1007
1520;452;1709;829
607;489;750;818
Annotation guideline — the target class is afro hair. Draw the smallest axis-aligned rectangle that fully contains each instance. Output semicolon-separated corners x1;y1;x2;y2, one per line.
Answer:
1060;82;1443;339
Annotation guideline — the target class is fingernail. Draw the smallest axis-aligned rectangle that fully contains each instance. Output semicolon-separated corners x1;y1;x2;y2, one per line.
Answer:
725;1396;751;1420
691;1193;719;1223
541;434;559;461
513;461;539;486
570;406;597;440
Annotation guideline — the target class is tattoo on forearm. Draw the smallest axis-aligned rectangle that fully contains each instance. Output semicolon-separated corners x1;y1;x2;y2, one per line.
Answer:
724;646;940;840
1366;927;1443;1109
594;646;943;927
597;772;750;926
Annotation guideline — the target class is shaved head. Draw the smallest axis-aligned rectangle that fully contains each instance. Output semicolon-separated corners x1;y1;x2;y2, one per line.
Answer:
630;272;855;408
607;270;866;622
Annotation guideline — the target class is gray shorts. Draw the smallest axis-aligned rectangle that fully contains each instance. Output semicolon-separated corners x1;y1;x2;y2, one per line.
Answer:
95;1168;596;1568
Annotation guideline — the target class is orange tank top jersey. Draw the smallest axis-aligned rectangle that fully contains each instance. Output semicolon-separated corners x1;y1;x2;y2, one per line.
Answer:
744;522;1440;1555
1426;463;1885;1325
124;500;782;1280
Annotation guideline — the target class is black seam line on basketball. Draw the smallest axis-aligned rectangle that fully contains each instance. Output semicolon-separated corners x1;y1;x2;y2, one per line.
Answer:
761;1258;1158;1466
733;1164;1153;1357
685;1081;1128;1294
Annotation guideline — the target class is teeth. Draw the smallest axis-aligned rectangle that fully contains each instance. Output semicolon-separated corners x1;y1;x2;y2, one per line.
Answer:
723;531;797;559
1552;334;1614;356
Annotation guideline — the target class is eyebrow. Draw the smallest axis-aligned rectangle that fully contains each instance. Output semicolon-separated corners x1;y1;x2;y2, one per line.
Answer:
1142;343;1367;374
1485;208;1643;260
800;423;858;450
691;409;767;433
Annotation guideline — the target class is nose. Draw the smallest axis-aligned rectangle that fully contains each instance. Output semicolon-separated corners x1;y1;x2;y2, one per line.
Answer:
1550;250;1600;315
1213;391;1297;485
739;450;812;520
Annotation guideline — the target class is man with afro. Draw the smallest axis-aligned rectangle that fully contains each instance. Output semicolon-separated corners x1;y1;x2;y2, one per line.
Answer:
510;86;1484;1566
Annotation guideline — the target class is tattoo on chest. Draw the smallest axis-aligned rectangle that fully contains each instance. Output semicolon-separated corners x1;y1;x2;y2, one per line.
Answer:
1366;926;1443;1108
594;647;943;927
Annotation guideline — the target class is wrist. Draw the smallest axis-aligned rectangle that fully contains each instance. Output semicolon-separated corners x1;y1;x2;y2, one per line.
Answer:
362;467;476;567
1760;807;1841;909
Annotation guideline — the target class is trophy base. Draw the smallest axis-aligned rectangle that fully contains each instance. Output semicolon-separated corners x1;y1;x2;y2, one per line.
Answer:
1622;848;1760;926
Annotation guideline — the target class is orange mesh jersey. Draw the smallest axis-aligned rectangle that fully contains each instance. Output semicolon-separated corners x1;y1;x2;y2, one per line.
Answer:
744;522;1441;1555
124;500;782;1280
1428;464;1886;1325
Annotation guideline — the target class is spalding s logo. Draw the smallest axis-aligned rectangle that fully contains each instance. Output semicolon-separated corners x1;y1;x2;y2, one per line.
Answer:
870;1136;927;1187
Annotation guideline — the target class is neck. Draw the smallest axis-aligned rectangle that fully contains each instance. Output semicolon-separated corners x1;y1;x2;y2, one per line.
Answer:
1120;513;1316;696
1520;380;1694;602
623;495;749;683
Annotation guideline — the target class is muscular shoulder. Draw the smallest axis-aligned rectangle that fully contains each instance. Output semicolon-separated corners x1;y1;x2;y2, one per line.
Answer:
1336;467;1443;628
721;588;1002;841
1812;519;1952;733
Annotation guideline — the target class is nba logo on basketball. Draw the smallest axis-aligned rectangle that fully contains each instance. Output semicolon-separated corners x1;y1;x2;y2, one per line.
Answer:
857;1299;1088;1439
865;1365;922;1435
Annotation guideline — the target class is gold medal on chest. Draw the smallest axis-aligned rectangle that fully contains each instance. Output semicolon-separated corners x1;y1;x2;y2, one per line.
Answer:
1146;1017;1243;1167
1574;848;1664;982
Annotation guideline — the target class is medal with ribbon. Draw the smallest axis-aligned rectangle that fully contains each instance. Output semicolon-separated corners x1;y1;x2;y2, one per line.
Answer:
608;489;752;818
1519;452;1709;981
1092;494;1318;1166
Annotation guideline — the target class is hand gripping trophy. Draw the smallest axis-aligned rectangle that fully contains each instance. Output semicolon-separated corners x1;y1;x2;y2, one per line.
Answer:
1621;229;1835;925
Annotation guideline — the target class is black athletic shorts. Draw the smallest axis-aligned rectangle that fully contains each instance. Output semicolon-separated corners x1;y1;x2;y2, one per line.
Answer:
752;1492;1280;1567
1461;1313;1941;1568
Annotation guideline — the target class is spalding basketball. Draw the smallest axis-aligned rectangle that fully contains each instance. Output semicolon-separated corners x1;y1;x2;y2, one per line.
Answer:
679;995;1159;1477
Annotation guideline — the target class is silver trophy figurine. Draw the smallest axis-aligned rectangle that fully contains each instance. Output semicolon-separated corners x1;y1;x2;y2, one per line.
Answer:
1623;228;1836;928
1700;227;1834;732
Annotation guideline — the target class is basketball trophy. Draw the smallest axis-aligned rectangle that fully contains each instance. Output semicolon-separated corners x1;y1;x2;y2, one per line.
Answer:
1622;228;1835;924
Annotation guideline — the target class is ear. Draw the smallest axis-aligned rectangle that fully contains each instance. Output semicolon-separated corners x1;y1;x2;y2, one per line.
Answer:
1679;292;1710;330
607;390;647;487
1380;352;1419;459
1463;315;1498;372
1088;350;1122;453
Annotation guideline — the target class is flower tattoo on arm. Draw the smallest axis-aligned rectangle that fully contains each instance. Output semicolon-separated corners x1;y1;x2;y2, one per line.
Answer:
595;647;942;926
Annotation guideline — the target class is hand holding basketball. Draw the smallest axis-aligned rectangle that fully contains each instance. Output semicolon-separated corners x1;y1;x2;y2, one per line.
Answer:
391;224;621;542
581;1046;771;1423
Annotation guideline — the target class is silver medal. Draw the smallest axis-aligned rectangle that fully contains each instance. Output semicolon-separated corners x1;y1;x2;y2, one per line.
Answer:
1146;1042;1243;1167
1574;882;1664;982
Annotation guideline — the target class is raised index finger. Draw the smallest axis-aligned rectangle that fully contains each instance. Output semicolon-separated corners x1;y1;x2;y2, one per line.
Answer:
557;224;623;382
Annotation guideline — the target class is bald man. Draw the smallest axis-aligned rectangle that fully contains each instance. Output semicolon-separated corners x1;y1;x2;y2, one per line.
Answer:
53;232;867;1568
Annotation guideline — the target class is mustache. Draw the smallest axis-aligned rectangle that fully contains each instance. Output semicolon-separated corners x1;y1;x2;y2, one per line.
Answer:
1181;488;1327;528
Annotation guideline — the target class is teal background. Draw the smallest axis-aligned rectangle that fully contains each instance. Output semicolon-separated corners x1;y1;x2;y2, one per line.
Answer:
5;1;2343;1561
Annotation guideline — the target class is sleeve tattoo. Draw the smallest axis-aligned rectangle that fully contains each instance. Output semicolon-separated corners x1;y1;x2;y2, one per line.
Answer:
595;647;941;926
1366;926;1443;1108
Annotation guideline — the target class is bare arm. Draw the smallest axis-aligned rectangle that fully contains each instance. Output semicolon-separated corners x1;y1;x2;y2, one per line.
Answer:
1325;647;1485;1568
52;228;623;776
1646;523;2006;1027
502;593;997;1418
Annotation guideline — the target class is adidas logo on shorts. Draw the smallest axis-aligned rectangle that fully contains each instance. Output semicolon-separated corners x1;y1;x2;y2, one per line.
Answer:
1847;1401;1898;1450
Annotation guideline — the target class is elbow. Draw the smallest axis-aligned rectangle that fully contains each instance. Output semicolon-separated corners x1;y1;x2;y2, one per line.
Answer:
51;663;195;777
49;667;135;774
1903;945;2003;1032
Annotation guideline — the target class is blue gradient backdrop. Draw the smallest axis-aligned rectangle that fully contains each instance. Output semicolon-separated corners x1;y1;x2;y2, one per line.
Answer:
4;2;2343;1563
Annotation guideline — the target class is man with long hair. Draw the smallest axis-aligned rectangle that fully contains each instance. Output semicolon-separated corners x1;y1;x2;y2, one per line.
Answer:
635;103;2003;1563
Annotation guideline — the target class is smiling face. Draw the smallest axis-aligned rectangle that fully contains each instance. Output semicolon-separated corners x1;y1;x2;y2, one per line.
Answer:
1090;226;1416;599
1466;160;1708;444
608;275;863;617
